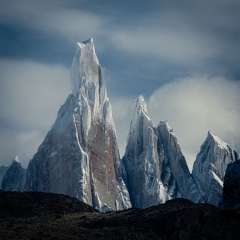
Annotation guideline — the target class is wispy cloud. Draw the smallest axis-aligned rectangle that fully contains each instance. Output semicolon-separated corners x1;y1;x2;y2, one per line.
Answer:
0;0;107;44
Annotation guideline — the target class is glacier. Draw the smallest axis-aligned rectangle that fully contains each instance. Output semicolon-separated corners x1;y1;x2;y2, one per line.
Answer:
25;38;131;211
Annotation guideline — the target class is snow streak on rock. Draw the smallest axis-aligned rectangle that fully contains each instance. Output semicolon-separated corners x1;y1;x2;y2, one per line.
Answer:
192;131;239;206
25;38;131;211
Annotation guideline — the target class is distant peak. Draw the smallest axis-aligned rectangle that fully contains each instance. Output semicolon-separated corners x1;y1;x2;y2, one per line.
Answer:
77;38;94;48
158;120;174;135
208;130;214;137
12;156;20;164
70;38;101;98
206;131;229;150
134;95;148;115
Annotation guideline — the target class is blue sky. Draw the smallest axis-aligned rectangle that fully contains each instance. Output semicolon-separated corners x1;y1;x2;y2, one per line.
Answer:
0;0;240;169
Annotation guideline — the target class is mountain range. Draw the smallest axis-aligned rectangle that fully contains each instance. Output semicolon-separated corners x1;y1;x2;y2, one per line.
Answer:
1;38;239;211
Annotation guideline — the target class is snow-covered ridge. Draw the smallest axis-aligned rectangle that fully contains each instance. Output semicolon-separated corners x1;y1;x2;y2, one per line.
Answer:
12;155;20;163
70;37;101;100
208;131;230;150
192;131;239;206
129;95;151;134
134;95;148;115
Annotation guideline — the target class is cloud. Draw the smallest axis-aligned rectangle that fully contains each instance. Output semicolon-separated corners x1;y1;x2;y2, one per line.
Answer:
110;96;135;157
110;28;218;67
148;75;240;170
1;0;239;72
0;0;107;44
0;59;70;166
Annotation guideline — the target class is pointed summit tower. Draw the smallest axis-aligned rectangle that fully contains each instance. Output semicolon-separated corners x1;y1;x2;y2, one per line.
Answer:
192;131;239;206
122;95;203;208
25;39;131;211
122;95;170;208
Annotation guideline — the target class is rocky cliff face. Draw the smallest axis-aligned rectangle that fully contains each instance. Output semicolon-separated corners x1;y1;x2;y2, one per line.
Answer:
122;96;170;208
122;96;202;208
220;160;240;209
25;38;131;211
155;121;202;202
192;131;239;206
1;156;26;191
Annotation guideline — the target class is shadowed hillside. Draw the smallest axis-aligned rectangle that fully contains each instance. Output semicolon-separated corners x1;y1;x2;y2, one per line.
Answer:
0;190;240;239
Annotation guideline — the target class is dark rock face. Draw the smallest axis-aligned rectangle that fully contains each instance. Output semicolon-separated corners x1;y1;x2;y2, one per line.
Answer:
221;160;240;209
1;157;26;191
1;191;240;240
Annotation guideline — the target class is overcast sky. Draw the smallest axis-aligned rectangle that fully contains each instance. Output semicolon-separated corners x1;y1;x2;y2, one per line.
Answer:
0;0;240;170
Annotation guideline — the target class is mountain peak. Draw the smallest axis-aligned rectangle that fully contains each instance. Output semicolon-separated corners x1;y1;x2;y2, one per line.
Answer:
207;131;229;150
70;38;100;98
158;120;175;135
134;95;148;116
77;37;94;48
12;156;20;164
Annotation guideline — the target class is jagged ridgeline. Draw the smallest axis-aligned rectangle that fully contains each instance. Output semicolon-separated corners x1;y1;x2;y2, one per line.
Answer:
1;38;239;211
25;38;131;212
122;95;203;208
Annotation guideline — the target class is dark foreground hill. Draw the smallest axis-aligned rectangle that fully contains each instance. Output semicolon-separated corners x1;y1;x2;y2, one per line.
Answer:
0;190;240;239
